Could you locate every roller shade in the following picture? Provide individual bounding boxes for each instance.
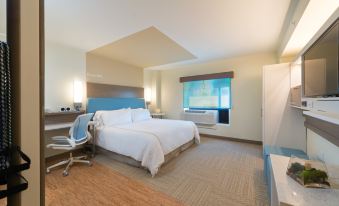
[183,78,231,109]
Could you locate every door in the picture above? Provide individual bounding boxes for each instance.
[262,63,291,146]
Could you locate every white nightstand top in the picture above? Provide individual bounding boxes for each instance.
[151,113,165,116]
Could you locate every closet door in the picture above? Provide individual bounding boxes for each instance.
[262,63,291,146]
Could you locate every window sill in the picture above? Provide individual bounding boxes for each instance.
[216,123,230,126]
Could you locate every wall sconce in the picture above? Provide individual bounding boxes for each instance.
[145,88,152,109]
[73,80,83,111]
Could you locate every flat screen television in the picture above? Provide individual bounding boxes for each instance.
[303,19,339,97]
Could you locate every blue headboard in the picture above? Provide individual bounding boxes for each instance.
[87,97,146,113]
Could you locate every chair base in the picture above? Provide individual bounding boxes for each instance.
[46,152,92,176]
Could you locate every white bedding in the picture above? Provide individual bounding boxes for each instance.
[96,118,200,176]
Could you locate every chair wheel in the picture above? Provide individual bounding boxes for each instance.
[63,171,69,176]
[46,170,50,174]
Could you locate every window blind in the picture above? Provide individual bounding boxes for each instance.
[183,78,231,109]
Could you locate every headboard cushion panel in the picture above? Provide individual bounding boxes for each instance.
[87,97,146,114]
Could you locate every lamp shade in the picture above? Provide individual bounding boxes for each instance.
[73,80,83,103]
[145,88,151,102]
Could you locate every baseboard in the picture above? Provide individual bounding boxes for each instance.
[200,133,262,145]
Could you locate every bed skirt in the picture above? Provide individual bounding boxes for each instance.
[96,139,196,172]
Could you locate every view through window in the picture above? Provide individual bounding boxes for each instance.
[183,78,231,124]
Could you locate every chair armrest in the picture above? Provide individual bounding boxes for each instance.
[46,143,73,150]
[46,142,72,149]
[47,143,70,147]
[47,137,76,148]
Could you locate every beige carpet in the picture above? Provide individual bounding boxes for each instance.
[94,137,268,206]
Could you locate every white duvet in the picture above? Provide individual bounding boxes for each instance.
[96,118,200,176]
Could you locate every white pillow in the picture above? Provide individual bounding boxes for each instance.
[132,108,151,122]
[100,108,132,126]
[93,110,106,126]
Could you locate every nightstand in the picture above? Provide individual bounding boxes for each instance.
[151,113,165,119]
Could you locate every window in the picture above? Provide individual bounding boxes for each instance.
[183,77,232,124]
[183,78,231,109]
[180,72,233,124]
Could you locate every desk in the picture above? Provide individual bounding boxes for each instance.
[270,154,339,206]
[45,122,73,131]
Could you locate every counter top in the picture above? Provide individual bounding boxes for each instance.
[270,154,339,206]
[303,110,339,125]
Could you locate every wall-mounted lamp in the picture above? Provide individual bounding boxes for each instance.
[73,80,83,111]
[145,88,152,109]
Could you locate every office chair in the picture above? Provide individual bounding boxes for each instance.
[46,113,94,176]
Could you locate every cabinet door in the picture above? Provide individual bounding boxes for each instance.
[262,63,291,146]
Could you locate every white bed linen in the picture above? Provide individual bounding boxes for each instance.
[96,119,200,176]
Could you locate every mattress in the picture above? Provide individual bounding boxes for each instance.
[96,118,200,176]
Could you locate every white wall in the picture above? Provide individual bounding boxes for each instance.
[144,70,161,112]
[290,62,302,88]
[86,53,143,87]
[159,53,277,141]
[45,42,86,112]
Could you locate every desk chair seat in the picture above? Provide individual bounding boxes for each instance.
[46,113,94,176]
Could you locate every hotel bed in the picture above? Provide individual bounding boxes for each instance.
[88,97,200,176]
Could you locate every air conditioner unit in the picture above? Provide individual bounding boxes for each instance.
[181,110,218,126]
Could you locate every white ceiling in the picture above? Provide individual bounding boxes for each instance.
[45,0,290,67]
[88,27,196,68]
[282,0,339,57]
